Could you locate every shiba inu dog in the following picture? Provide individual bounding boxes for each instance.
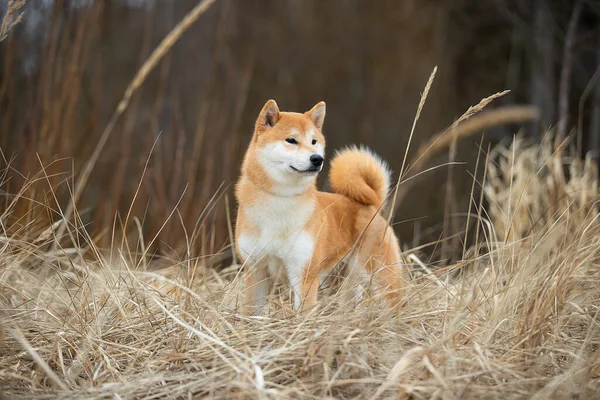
[235,99,404,315]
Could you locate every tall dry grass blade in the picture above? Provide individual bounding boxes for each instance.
[54,0,218,247]
[225,193,237,266]
[474,143,493,253]
[463,134,485,259]
[378,66,437,260]
[450,90,510,130]
[0,0,26,42]
[120,132,162,252]
[387,66,437,224]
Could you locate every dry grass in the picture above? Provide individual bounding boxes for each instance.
[0,0,26,42]
[0,130,599,399]
[0,4,598,398]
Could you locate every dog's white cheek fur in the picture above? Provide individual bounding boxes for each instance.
[259,141,315,176]
[258,142,290,183]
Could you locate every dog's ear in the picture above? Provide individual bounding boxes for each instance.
[257,99,280,129]
[305,101,326,131]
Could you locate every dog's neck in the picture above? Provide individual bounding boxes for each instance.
[241,171,316,198]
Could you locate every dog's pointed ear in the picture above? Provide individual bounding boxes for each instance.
[257,99,280,129]
[305,101,326,131]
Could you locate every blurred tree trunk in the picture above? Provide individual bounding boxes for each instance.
[591,26,600,154]
[557,0,583,142]
[529,0,556,136]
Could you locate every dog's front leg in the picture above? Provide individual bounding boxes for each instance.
[243,259,269,316]
[287,263,319,313]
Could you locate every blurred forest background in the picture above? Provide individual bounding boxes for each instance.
[0,0,599,262]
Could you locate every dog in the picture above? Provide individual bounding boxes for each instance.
[235,99,404,315]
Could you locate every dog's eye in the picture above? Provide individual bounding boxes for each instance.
[286,138,298,144]
[311,139,317,145]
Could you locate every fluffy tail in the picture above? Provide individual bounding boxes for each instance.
[329,146,391,209]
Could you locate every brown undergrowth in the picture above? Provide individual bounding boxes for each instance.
[0,131,599,399]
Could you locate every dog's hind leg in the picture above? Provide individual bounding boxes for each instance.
[357,218,405,309]
[367,231,404,308]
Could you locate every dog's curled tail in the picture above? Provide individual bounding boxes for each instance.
[329,146,391,210]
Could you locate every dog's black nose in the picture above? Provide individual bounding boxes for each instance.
[310,154,324,168]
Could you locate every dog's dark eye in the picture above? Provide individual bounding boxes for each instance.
[311,139,317,145]
[286,138,298,144]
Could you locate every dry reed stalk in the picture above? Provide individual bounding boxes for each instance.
[0,0,26,42]
[387,66,437,226]
[449,90,511,130]
[379,66,436,264]
[462,135,486,260]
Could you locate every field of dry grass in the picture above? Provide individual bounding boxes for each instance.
[1,2,599,399]
[1,125,599,399]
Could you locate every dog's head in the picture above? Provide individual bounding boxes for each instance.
[248,99,326,191]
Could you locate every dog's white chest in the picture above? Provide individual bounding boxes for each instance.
[237,194,315,267]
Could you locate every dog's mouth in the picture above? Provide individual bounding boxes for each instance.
[290,166,320,175]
